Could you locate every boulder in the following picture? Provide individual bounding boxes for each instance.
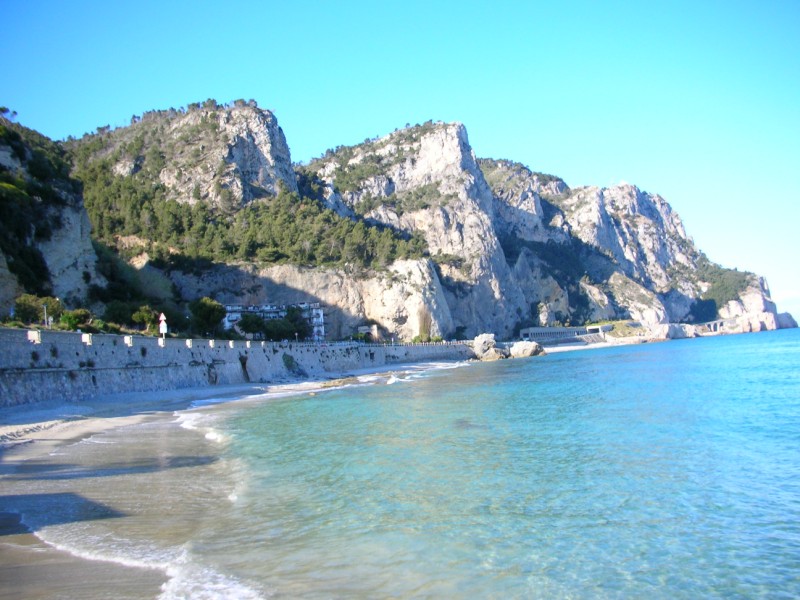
[472,333,497,359]
[471,333,511,361]
[509,341,545,358]
[480,346,510,361]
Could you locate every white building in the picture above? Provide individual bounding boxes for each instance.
[519,324,612,344]
[224,302,326,341]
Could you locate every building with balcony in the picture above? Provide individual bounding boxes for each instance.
[223,302,326,341]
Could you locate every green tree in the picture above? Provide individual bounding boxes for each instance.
[189,297,226,336]
[13,294,43,323]
[103,300,134,325]
[238,313,266,335]
[132,305,158,332]
[13,294,63,324]
[285,306,312,340]
[262,318,294,341]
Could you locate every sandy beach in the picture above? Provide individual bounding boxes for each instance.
[0,365,418,600]
[0,340,635,461]
[0,344,627,599]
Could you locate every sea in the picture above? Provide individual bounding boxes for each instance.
[2,329,800,599]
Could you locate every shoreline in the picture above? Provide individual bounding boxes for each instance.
[0,338,639,457]
[2,331,794,598]
[0,341,640,599]
[0,360,446,459]
[0,360,462,599]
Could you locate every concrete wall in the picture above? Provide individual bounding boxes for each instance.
[0,328,473,407]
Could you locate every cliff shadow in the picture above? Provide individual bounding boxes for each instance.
[1,455,218,481]
[165,262,368,340]
[0,493,126,535]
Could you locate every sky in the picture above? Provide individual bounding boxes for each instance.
[3,0,799,317]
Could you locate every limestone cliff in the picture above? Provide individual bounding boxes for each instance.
[0,119,105,312]
[147,113,783,339]
[4,104,793,339]
[303,122,529,337]
[167,259,453,342]
[553,184,699,293]
[477,159,569,244]
[301,121,790,335]
[82,100,297,211]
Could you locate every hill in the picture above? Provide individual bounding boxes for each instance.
[0,102,794,339]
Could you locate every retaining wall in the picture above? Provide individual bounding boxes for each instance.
[0,328,473,407]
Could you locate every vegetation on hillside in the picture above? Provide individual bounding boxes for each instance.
[682,255,754,321]
[303,120,443,198]
[477,158,565,195]
[696,256,752,306]
[351,184,458,217]
[68,108,429,272]
[75,176,427,271]
[0,117,79,295]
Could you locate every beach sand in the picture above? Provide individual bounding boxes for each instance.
[0,347,625,598]
[1,360,465,599]
[0,373,392,600]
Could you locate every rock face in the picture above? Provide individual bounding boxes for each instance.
[717,278,782,333]
[163,115,792,339]
[556,184,696,291]
[168,259,453,342]
[38,200,105,307]
[106,102,297,210]
[4,105,793,339]
[301,120,792,338]
[0,120,105,312]
[306,123,528,338]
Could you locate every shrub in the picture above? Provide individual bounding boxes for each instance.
[60,308,92,330]
[189,297,225,336]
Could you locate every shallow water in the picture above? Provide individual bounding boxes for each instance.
[3,330,800,598]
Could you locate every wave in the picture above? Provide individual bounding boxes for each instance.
[30,521,268,600]
[388,360,472,384]
[160,546,269,600]
[174,411,229,446]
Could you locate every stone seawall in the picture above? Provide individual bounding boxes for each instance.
[0,328,473,408]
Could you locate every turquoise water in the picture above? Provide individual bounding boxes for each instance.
[4,330,800,598]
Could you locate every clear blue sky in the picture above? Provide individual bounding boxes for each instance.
[4,0,799,317]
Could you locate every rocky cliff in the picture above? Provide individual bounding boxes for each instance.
[168,259,454,342]
[75,100,296,214]
[2,103,794,339]
[0,119,105,313]
[302,122,528,337]
[299,121,792,337]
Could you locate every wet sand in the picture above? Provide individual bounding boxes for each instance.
[0,348,623,598]
[0,518,168,600]
[0,374,394,600]
[0,356,486,599]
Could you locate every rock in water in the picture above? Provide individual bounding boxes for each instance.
[509,341,545,358]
